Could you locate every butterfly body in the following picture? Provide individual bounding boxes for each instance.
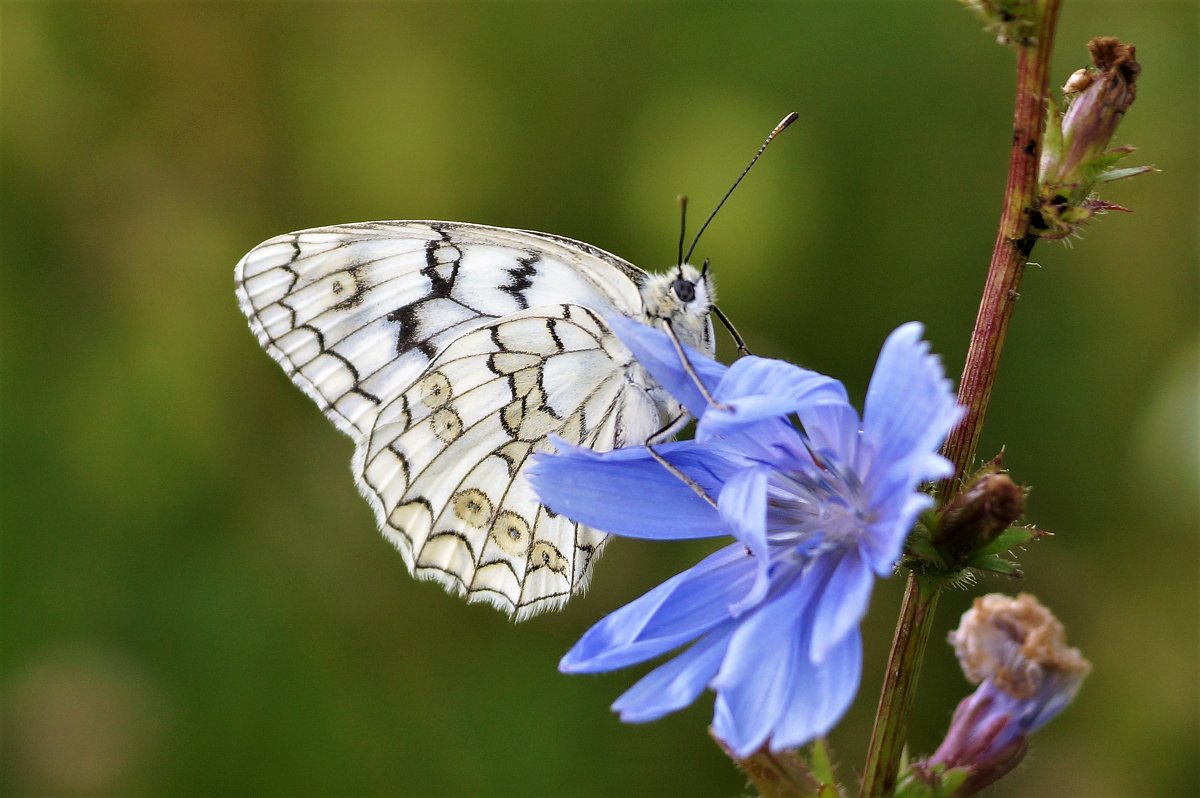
[236,221,714,618]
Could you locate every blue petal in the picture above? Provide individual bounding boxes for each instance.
[858,449,951,573]
[699,357,848,439]
[530,439,733,539]
[770,627,862,751]
[861,323,962,494]
[711,566,865,755]
[559,544,757,673]
[808,548,874,663]
[717,466,773,615]
[1022,672,1086,732]
[606,315,727,418]
[611,626,733,723]
[710,570,812,756]
[698,416,807,466]
[861,491,934,575]
[797,402,861,471]
[868,451,955,517]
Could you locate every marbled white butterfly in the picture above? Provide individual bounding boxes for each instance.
[236,222,714,619]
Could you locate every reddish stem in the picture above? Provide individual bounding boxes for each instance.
[861,3,1062,796]
[938,4,1062,497]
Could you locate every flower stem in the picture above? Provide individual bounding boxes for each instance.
[860,575,940,798]
[860,3,1062,796]
[937,1,1062,499]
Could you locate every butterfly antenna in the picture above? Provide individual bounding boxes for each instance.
[676,194,689,270]
[683,111,799,263]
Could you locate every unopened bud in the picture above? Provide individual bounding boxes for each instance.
[1035,37,1154,240]
[1051,38,1140,184]
[937,472,1024,551]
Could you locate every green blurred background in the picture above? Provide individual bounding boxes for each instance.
[3,2,1196,796]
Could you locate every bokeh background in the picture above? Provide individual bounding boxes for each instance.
[3,2,1196,796]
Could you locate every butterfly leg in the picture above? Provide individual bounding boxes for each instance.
[660,320,733,412]
[644,414,718,509]
[712,303,753,357]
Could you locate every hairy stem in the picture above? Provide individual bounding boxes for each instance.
[860,3,1062,796]
[938,1,1062,499]
[860,576,940,798]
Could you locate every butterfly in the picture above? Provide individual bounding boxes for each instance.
[235,221,716,619]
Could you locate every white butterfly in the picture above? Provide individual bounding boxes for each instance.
[235,221,715,619]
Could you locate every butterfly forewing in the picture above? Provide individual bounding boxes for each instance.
[235,221,709,619]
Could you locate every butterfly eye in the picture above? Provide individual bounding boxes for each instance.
[672,278,697,303]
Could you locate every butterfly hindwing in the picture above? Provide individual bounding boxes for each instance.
[357,305,668,618]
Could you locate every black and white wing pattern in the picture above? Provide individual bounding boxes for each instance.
[235,221,715,619]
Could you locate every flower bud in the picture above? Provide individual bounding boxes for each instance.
[936,471,1025,552]
[917,593,1090,796]
[1035,37,1154,239]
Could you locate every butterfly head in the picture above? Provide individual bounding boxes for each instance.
[639,262,715,353]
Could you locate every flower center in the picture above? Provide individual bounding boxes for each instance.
[765,454,872,552]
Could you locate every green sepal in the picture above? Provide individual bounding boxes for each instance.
[1084,145,1135,173]
[965,552,1022,576]
[906,534,948,570]
[1042,97,1064,159]
[1071,147,1146,192]
[717,736,846,798]
[905,510,948,570]
[1097,164,1157,183]
[975,524,1038,556]
[893,762,972,798]
[940,768,970,794]
[1041,147,1148,209]
[808,738,836,786]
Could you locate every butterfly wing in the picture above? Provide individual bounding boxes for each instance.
[235,221,666,617]
[359,304,670,618]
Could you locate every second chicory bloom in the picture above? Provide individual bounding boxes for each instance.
[530,317,961,757]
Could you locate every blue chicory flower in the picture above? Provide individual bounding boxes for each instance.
[530,317,962,757]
